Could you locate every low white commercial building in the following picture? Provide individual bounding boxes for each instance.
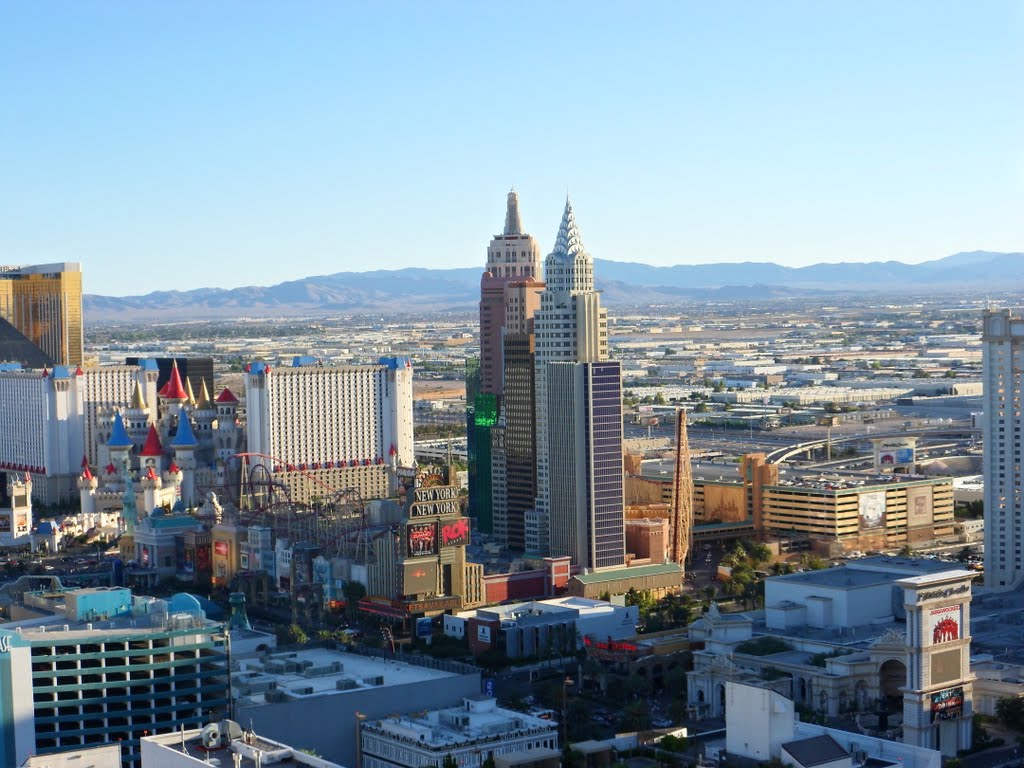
[141,722,343,768]
[708,682,941,768]
[360,697,558,768]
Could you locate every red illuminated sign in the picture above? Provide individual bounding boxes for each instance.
[583,636,638,653]
[441,518,470,547]
[214,541,229,556]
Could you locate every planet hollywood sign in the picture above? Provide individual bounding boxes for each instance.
[916,584,970,603]
[409,485,461,518]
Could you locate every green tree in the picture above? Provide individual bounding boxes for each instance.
[442,754,459,768]
[898,544,914,558]
[282,624,308,646]
[995,696,1024,731]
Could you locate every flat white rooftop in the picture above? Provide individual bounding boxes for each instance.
[235,648,460,704]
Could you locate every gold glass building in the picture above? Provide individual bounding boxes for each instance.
[0,262,83,367]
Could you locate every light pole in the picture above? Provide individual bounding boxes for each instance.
[561,676,574,749]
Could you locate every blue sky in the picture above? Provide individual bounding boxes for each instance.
[1,1,1021,296]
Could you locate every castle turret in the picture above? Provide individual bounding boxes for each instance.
[214,387,241,462]
[108,412,133,476]
[159,360,189,425]
[139,424,164,474]
[172,413,199,507]
[78,463,98,515]
[124,380,152,445]
[141,465,162,513]
[192,380,217,452]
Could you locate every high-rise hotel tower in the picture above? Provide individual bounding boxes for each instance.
[0,262,84,367]
[470,192,543,536]
[981,308,1024,590]
[531,200,625,569]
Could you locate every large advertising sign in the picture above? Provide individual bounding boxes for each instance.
[875,438,916,468]
[906,486,934,528]
[931,687,964,722]
[196,544,211,573]
[407,522,438,557]
[409,485,461,518]
[703,485,747,523]
[929,605,961,645]
[403,560,438,596]
[440,517,471,548]
[858,491,886,530]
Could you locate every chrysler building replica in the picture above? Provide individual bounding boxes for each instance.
[530,199,625,570]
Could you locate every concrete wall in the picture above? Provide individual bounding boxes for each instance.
[236,671,481,768]
[724,682,795,762]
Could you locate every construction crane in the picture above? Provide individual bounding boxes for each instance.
[671,408,694,566]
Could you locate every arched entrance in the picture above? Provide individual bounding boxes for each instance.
[879,659,907,711]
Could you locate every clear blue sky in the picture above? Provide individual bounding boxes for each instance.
[2,1,1021,296]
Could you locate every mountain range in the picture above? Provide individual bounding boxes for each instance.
[84,251,1024,322]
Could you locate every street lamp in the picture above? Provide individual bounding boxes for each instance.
[561,676,574,749]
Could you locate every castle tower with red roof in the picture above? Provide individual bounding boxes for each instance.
[139,424,164,475]
[77,461,98,516]
[214,387,241,462]
[140,465,162,513]
[158,360,189,425]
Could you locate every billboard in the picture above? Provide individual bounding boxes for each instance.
[477,624,492,643]
[403,560,438,596]
[196,544,211,573]
[440,517,471,548]
[703,484,746,523]
[875,437,916,468]
[406,522,438,557]
[906,486,934,528]
[214,540,229,556]
[930,687,964,722]
[929,605,962,645]
[858,491,886,530]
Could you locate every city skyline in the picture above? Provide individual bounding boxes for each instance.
[2,2,1021,296]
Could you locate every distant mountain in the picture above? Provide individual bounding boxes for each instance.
[84,251,1023,322]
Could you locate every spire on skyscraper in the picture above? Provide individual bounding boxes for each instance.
[552,196,587,258]
[504,188,522,236]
